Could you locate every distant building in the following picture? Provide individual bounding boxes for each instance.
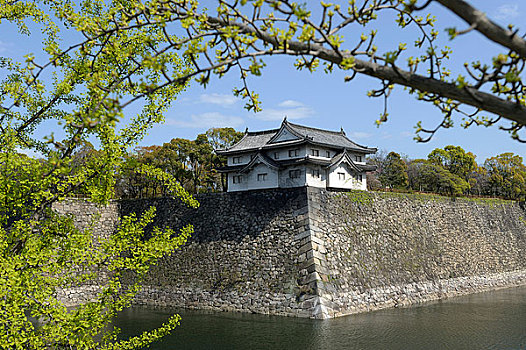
[216,118,377,192]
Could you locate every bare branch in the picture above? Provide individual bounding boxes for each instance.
[436,0,526,58]
[205,15,526,125]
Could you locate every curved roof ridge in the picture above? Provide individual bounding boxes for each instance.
[247,128,280,136]
[216,120,377,154]
[328,150,362,172]
[285,120,344,135]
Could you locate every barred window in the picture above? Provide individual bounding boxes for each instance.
[288,149,299,157]
[289,169,301,179]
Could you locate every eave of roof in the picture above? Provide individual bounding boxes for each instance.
[216,128,278,155]
[215,158,377,173]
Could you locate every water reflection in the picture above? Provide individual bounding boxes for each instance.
[115,286,526,350]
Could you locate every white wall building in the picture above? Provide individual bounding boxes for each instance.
[217,118,377,192]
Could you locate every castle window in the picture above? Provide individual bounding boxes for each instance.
[257,173,267,181]
[288,149,299,157]
[355,155,362,162]
[311,149,319,157]
[312,169,320,178]
[274,152,280,159]
[233,175,243,184]
[326,151,331,158]
[289,169,301,179]
[232,156,242,164]
[338,172,345,181]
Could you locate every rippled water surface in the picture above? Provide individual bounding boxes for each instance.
[115,286,526,350]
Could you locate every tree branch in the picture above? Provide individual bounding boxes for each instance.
[206,15,526,126]
[436,0,526,58]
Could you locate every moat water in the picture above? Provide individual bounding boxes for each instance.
[115,286,526,350]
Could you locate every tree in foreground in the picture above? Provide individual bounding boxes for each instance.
[6,0,520,141]
[5,0,524,142]
[0,0,198,347]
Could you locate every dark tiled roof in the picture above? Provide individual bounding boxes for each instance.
[217,119,376,154]
[218,129,277,153]
[285,121,374,152]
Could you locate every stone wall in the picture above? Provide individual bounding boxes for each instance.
[52,199,120,303]
[55,188,526,318]
[118,188,315,317]
[304,189,526,317]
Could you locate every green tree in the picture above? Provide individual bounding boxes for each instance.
[484,153,526,200]
[117,129,242,196]
[428,145,476,181]
[408,159,470,196]
[6,0,524,144]
[205,127,244,151]
[379,152,409,189]
[0,0,198,347]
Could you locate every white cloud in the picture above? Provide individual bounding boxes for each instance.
[255,102,315,121]
[0,40,13,54]
[200,93,239,106]
[348,131,372,139]
[278,100,305,108]
[494,4,520,20]
[381,132,393,140]
[166,112,244,129]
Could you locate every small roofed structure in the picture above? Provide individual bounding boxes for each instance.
[216,118,377,192]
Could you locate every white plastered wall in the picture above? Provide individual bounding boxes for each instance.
[227,153,253,166]
[246,163,279,190]
[327,163,366,190]
[227,163,278,192]
[305,165,326,188]
[279,165,307,188]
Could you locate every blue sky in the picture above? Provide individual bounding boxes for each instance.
[1,1,524,162]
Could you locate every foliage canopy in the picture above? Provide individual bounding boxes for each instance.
[1,0,197,347]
